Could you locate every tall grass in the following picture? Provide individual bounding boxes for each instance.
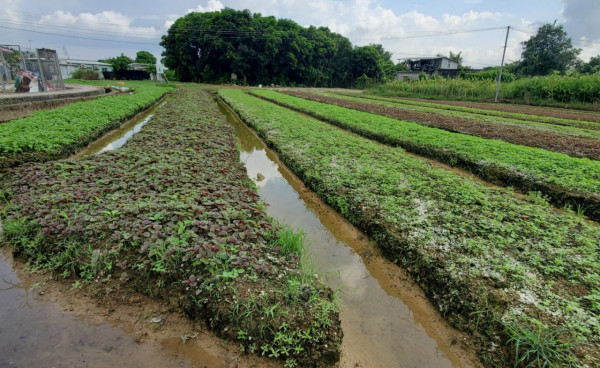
[371,75,600,107]
[372,78,498,101]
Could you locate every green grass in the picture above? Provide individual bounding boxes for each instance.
[219,88,600,367]
[250,89,600,221]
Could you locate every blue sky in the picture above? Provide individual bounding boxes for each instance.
[1,0,598,68]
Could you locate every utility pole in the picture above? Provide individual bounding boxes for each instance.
[495,26,510,102]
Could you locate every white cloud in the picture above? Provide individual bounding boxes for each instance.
[187,0,225,13]
[442,10,501,28]
[36,10,159,39]
[561,0,600,61]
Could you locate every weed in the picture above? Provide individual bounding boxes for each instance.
[503,317,578,367]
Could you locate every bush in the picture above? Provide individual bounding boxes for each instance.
[71,69,99,80]
[507,75,600,103]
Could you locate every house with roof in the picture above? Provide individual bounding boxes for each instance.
[395,56,460,80]
[59,59,113,79]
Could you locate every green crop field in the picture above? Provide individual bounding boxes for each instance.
[0,84,172,169]
[251,89,600,222]
[1,87,341,367]
[220,88,600,367]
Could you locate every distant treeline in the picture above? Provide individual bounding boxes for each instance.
[160,8,396,87]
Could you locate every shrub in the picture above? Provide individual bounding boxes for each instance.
[71,69,99,80]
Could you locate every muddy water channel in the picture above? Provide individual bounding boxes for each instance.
[71,100,167,158]
[0,249,207,368]
[218,100,478,368]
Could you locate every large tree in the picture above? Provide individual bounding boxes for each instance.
[351,46,381,79]
[160,8,387,87]
[517,22,581,76]
[135,51,157,74]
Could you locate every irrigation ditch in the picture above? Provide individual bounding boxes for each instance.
[217,96,480,367]
[0,86,484,367]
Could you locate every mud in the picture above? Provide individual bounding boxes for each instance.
[218,99,482,368]
[0,246,281,368]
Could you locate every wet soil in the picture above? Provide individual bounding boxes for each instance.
[284,91,600,161]
[399,96,600,123]
[0,247,283,368]
[218,98,482,368]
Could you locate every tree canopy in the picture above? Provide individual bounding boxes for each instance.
[135,51,157,74]
[135,51,156,65]
[101,54,133,72]
[517,22,581,76]
[577,55,600,74]
[160,8,393,86]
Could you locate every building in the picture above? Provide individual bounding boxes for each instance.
[59,59,113,79]
[395,57,460,80]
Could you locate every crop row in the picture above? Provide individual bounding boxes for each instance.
[0,85,172,170]
[219,88,600,367]
[284,90,600,161]
[355,93,600,124]
[251,89,600,222]
[342,93,600,129]
[323,92,600,139]
[1,87,341,367]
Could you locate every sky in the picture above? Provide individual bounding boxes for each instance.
[1,0,599,68]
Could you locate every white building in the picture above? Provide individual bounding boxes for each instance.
[59,59,113,79]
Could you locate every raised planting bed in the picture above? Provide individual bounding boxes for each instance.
[0,84,173,170]
[1,87,342,367]
[372,95,600,124]
[348,93,600,129]
[285,91,600,160]
[250,89,600,222]
[219,88,600,367]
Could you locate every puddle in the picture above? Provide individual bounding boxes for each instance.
[71,100,167,158]
[0,250,201,368]
[218,99,479,368]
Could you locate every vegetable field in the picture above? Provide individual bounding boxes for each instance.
[250,89,600,222]
[1,87,341,367]
[2,81,599,367]
[283,90,600,159]
[220,88,600,367]
[0,84,172,170]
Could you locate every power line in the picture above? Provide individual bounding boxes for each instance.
[0,19,160,39]
[0,25,159,45]
[511,27,532,35]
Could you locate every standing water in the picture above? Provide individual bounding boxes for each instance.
[218,99,478,368]
[71,100,167,158]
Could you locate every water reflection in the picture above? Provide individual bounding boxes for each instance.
[219,98,468,368]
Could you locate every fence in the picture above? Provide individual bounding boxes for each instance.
[1,45,65,93]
